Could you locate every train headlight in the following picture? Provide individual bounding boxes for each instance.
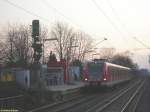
[85,78,88,81]
[103,78,107,81]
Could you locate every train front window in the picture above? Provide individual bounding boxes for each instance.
[88,63,103,76]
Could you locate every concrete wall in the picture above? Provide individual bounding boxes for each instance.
[15,70,30,89]
[69,66,80,82]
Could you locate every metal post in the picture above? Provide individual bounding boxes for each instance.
[43,40,45,64]
[42,38,58,64]
[10,38,13,64]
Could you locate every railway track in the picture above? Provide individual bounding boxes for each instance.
[58,79,143,112]
[122,78,147,112]
[0,94,25,111]
[29,78,141,112]
[28,93,99,112]
[94,79,146,112]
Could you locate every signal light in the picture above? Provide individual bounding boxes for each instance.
[32,20,39,36]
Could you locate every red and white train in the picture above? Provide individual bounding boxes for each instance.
[83,60,132,86]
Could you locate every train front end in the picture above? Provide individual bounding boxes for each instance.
[83,62,105,85]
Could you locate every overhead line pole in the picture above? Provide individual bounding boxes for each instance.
[42,38,58,64]
[94,38,107,47]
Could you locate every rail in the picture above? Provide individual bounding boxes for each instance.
[95,79,145,112]
[0,94,24,111]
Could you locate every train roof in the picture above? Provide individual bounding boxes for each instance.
[84,59,131,70]
[105,62,131,70]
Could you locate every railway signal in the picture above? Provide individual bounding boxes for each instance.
[32,20,42,64]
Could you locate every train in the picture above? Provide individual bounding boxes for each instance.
[83,59,132,86]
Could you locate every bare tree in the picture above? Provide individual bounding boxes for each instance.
[40,26,49,63]
[50,22,94,62]
[0,41,7,64]
[0,24,33,67]
[74,31,93,61]
[7,24,31,67]
[51,22,76,60]
[0,23,49,67]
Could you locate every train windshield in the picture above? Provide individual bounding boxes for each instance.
[87,63,104,80]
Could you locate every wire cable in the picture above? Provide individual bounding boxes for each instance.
[105,0,150,49]
[90,0,127,41]
[106,0,133,36]
[92,0,150,50]
[2,0,50,22]
[133,37,150,49]
[41,0,83,29]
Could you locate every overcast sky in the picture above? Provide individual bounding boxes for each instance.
[0,0,150,69]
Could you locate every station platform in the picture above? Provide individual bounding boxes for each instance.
[45,81,86,101]
[46,81,85,91]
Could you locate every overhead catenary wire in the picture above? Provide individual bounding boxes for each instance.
[90,0,128,42]
[91,0,150,50]
[41,0,74,25]
[133,37,150,49]
[40,0,84,30]
[105,0,133,36]
[43,0,150,52]
[2,0,104,46]
[3,0,149,51]
[2,0,108,43]
[133,38,150,50]
[2,0,50,22]
[105,0,150,49]
[41,0,111,45]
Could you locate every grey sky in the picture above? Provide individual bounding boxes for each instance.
[0,0,150,69]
